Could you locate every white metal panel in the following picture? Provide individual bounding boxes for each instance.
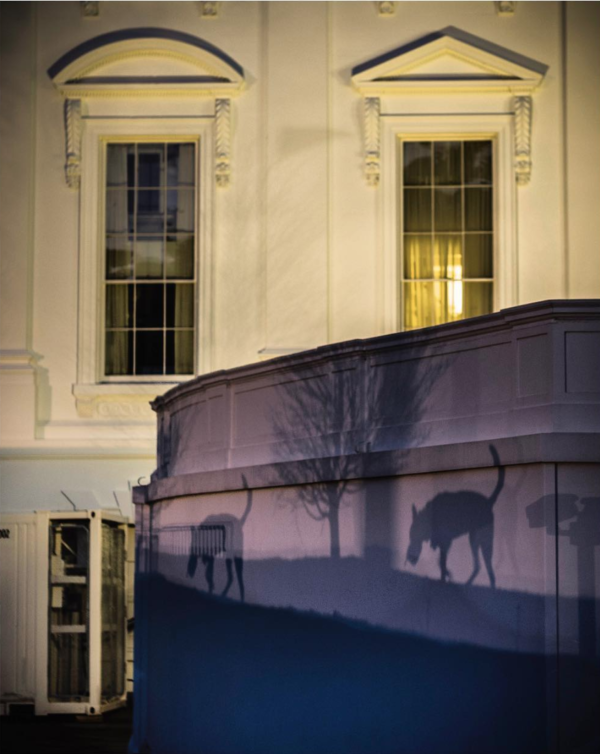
[0,514,37,703]
[1,511,129,715]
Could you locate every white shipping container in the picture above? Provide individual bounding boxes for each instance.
[0,511,129,716]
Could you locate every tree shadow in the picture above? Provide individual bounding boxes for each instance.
[268,343,449,558]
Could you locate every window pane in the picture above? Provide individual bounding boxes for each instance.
[434,142,461,185]
[105,331,133,376]
[403,282,434,330]
[403,235,432,279]
[465,188,492,231]
[167,144,195,187]
[464,282,493,318]
[404,190,431,232]
[166,284,194,327]
[135,237,163,279]
[433,236,463,279]
[106,236,133,279]
[106,191,134,233]
[403,142,431,186]
[434,281,464,324]
[166,330,194,374]
[137,144,164,188]
[136,284,164,328]
[166,235,194,279]
[465,141,492,185]
[106,145,134,188]
[434,188,461,232]
[464,235,493,278]
[106,285,133,328]
[400,140,494,331]
[166,190,195,233]
[137,190,163,233]
[136,331,163,375]
[104,142,197,377]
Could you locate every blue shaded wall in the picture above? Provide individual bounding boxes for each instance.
[131,462,600,754]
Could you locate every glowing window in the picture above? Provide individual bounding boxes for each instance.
[400,140,494,330]
[104,142,196,376]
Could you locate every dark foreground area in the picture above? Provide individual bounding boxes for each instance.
[0,704,132,754]
[132,567,600,754]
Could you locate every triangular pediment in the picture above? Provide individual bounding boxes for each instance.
[352,27,547,94]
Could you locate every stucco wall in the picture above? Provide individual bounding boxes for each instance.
[1,2,599,453]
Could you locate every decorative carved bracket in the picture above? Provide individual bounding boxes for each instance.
[200,2,220,18]
[64,99,82,190]
[495,1,516,16]
[81,1,99,17]
[364,97,381,187]
[377,2,397,16]
[215,98,231,187]
[514,95,532,186]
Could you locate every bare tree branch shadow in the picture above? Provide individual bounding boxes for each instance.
[268,344,450,558]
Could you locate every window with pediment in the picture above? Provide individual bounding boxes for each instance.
[351,27,547,333]
[48,29,245,415]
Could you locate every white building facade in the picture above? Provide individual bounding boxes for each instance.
[0,0,599,722]
[1,1,599,508]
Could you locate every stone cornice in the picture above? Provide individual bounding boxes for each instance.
[351,26,547,97]
[48,28,244,84]
[134,432,600,505]
[48,29,246,187]
[154,300,600,412]
[352,27,547,185]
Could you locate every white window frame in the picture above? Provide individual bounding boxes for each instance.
[75,117,214,398]
[381,114,516,334]
[101,137,200,382]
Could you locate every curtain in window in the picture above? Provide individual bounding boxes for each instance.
[106,148,129,232]
[105,286,130,375]
[174,285,193,374]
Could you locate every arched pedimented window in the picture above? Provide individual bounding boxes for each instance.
[351,27,547,333]
[48,29,246,417]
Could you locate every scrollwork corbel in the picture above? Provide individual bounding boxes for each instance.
[514,95,532,186]
[377,2,397,16]
[64,98,82,190]
[200,2,220,18]
[215,98,231,188]
[364,97,381,187]
[495,1,516,16]
[81,1,99,17]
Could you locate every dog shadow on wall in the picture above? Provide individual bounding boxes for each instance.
[187,478,253,602]
[406,444,504,587]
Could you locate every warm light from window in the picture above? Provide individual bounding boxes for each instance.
[449,266,463,317]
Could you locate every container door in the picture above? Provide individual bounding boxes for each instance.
[101,522,126,702]
[48,521,90,702]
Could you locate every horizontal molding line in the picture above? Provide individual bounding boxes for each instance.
[381,112,512,117]
[82,115,215,120]
[135,433,600,505]
[0,448,155,460]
